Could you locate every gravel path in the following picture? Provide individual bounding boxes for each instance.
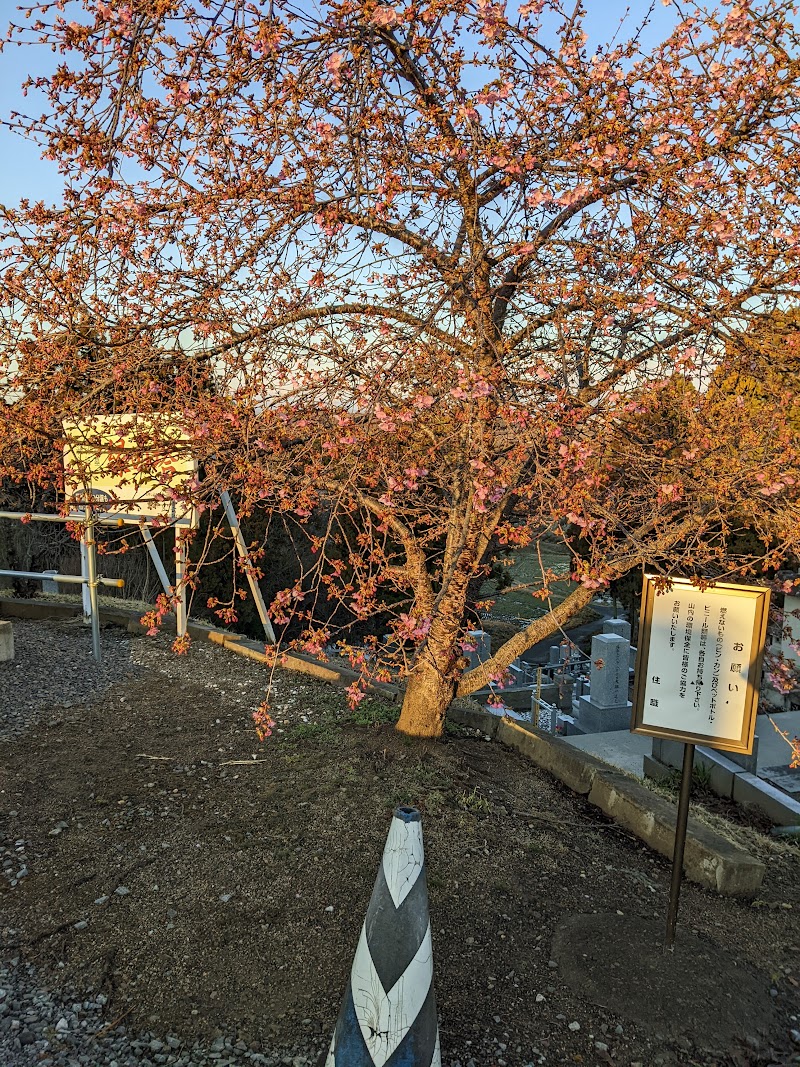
[0,618,321,1067]
[0,958,315,1067]
[1,617,145,742]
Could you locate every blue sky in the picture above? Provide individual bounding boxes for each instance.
[0,0,683,209]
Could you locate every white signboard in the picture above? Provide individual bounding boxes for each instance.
[632,576,770,754]
[63,415,198,526]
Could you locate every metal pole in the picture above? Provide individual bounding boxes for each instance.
[79,539,92,622]
[220,490,276,643]
[665,741,695,953]
[139,525,173,596]
[0,510,73,523]
[0,569,122,588]
[0,509,125,526]
[84,505,102,663]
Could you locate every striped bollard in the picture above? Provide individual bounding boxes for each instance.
[325,806,441,1067]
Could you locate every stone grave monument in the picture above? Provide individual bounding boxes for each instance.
[603,617,631,641]
[465,630,491,671]
[575,632,633,733]
[603,617,636,669]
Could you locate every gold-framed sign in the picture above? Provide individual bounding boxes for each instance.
[631,575,770,754]
[63,415,198,526]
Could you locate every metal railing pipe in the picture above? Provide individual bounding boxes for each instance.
[0,569,124,588]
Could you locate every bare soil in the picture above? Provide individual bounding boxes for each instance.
[1,620,799,1067]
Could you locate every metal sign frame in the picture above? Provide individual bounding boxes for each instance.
[630,574,771,952]
[0,497,276,657]
[632,574,770,755]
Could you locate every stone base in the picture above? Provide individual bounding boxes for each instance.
[0,620,13,662]
[576,695,632,733]
[653,736,759,776]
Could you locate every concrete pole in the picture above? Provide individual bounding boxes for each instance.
[174,530,188,638]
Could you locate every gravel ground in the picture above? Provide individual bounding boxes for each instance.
[0,957,314,1067]
[1,619,322,1067]
[0,617,145,743]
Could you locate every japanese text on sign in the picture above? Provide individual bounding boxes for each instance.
[633,578,769,752]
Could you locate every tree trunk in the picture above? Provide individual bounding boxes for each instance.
[395,652,457,738]
[395,593,466,737]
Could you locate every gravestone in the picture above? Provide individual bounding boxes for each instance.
[465,630,491,671]
[576,633,633,732]
[0,620,13,662]
[553,670,575,711]
[603,617,631,642]
[572,674,589,714]
[41,570,60,594]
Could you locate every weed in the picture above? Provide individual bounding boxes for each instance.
[388,787,415,810]
[693,762,713,789]
[456,786,492,814]
[286,721,334,743]
[661,762,714,794]
[422,790,448,816]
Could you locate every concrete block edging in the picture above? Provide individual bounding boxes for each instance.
[448,705,765,899]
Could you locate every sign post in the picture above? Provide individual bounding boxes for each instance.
[664,741,694,951]
[631,575,770,952]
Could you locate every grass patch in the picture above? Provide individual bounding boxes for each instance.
[344,699,398,728]
[479,541,575,621]
[285,721,335,743]
[456,786,493,814]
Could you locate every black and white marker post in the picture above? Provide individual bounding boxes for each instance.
[325,806,441,1067]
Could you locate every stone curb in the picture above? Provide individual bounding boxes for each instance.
[447,705,765,899]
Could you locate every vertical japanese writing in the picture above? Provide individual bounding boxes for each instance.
[669,600,680,649]
[679,602,695,699]
[693,604,710,709]
[708,606,727,723]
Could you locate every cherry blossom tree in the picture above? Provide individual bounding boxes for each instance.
[2,0,800,736]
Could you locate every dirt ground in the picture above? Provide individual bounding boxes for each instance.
[1,620,800,1066]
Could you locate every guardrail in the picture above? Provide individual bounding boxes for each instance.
[0,507,123,662]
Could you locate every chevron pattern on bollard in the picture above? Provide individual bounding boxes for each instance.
[325,807,441,1067]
